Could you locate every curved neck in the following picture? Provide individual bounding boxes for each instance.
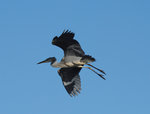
[51,59,66,68]
[51,60,59,68]
[51,58,56,65]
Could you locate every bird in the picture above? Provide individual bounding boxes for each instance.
[37,30,106,97]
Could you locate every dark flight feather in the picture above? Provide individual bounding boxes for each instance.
[52,30,85,57]
[58,67,82,96]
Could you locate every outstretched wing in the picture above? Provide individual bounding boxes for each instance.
[58,67,82,97]
[52,30,85,57]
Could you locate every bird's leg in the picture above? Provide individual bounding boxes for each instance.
[78,66,106,80]
[86,63,106,75]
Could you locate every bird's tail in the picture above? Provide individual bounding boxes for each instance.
[80,55,95,63]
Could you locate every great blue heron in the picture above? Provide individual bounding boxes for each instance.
[38,30,106,97]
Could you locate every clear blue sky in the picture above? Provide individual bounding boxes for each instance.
[0,0,150,114]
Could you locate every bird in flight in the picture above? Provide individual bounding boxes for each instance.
[38,30,106,97]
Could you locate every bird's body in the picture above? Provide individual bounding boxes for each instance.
[38,30,106,97]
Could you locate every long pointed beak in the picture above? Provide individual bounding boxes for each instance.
[37,59,50,64]
[37,61,46,64]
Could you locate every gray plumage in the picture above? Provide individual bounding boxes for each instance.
[38,30,106,97]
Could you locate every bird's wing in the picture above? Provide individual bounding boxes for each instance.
[52,30,85,57]
[58,67,82,97]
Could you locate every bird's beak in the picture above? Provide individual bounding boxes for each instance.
[37,59,50,64]
[37,61,46,64]
[37,57,53,64]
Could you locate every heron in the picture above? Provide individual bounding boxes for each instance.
[37,30,106,97]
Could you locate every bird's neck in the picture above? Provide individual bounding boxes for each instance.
[51,59,66,68]
[51,60,59,68]
[50,58,56,65]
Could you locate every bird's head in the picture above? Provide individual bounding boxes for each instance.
[37,57,56,64]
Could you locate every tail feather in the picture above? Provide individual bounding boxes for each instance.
[80,55,95,63]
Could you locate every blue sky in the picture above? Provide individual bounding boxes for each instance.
[0,0,150,114]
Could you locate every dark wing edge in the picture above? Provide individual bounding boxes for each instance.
[59,30,75,39]
[52,30,85,57]
[58,67,82,97]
